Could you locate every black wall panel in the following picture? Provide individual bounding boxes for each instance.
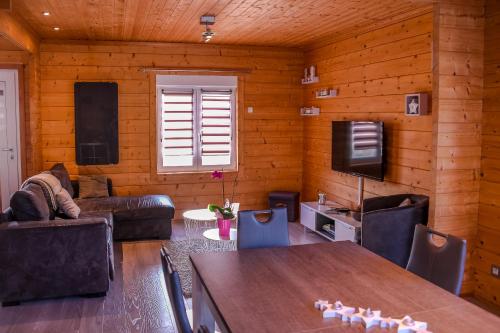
[74,82,119,165]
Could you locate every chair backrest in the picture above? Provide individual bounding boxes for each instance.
[406,224,466,295]
[237,207,289,250]
[160,246,192,333]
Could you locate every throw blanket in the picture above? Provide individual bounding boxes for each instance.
[21,172,62,211]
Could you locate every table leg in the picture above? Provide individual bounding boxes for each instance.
[192,266,216,333]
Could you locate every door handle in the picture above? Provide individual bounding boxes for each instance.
[1,148,13,152]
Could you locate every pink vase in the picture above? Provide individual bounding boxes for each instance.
[217,218,231,238]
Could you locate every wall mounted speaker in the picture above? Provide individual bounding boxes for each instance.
[74,82,119,165]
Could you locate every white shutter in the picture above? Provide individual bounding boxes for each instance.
[200,90,233,166]
[161,90,195,167]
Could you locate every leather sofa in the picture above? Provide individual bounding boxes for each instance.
[72,180,175,240]
[0,185,114,306]
[361,194,429,268]
[0,164,175,305]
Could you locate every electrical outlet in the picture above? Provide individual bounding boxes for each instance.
[492,265,500,278]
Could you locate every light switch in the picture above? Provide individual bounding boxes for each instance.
[247,106,253,113]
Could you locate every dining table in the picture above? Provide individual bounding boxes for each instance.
[190,241,500,333]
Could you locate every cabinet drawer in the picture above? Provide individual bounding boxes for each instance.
[334,220,357,242]
[300,205,316,230]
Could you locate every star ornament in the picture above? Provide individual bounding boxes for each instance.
[380,317,398,328]
[332,301,356,321]
[314,299,329,311]
[395,315,428,332]
[351,307,382,328]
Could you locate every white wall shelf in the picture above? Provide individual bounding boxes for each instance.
[315,88,338,99]
[300,106,320,116]
[301,77,319,85]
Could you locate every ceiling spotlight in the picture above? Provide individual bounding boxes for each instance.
[42,11,50,16]
[53,27,60,31]
[200,15,216,43]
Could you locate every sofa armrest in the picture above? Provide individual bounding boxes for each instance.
[0,218,111,302]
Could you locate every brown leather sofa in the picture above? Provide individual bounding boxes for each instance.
[72,180,175,240]
[0,185,115,306]
[0,164,175,305]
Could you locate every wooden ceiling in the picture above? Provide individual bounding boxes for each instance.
[12,0,432,48]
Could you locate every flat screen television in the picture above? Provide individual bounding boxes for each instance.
[332,121,384,181]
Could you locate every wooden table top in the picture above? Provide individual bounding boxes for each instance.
[190,241,500,333]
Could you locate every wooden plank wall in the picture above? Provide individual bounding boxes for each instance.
[39,41,303,219]
[302,12,433,208]
[430,0,485,294]
[474,0,500,307]
[0,10,41,208]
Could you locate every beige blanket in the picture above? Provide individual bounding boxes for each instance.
[21,172,62,211]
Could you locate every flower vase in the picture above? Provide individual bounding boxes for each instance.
[217,218,231,238]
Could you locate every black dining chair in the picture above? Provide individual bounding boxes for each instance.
[237,207,289,249]
[406,224,467,295]
[160,246,211,333]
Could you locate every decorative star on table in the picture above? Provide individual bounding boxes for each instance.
[314,299,330,311]
[380,316,398,328]
[394,315,428,332]
[350,307,382,328]
[323,301,355,321]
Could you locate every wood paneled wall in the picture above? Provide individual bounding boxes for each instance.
[430,0,485,294]
[39,41,303,219]
[474,0,500,306]
[302,12,433,208]
[0,11,41,208]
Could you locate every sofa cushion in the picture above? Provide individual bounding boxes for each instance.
[78,175,109,199]
[75,195,175,221]
[50,163,74,198]
[56,188,81,218]
[10,183,50,221]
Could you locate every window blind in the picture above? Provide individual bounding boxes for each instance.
[161,90,194,167]
[200,90,232,166]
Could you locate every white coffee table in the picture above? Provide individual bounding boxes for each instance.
[203,228,237,241]
[183,209,217,242]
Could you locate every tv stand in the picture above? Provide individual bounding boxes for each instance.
[300,201,361,243]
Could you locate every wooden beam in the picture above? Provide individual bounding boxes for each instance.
[0,11,39,53]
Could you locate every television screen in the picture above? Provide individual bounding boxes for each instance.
[332,121,384,181]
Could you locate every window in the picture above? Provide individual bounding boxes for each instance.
[156,75,237,173]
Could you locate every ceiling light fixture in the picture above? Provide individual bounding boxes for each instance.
[42,11,50,16]
[200,15,216,43]
[53,27,60,31]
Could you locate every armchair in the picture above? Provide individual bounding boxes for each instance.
[361,194,429,267]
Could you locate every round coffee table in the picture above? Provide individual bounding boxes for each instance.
[183,209,217,242]
[203,228,237,241]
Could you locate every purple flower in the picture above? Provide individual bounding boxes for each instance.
[211,170,223,180]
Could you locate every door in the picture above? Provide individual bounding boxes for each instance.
[0,70,21,210]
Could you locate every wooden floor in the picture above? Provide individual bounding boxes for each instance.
[0,222,326,333]
[0,222,498,333]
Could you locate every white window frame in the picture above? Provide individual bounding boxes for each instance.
[156,75,237,173]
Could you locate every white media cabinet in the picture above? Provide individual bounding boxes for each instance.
[300,201,361,243]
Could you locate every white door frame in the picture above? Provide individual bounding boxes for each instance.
[0,69,21,210]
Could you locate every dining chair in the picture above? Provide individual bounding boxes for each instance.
[161,246,211,333]
[406,224,467,295]
[237,207,289,249]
